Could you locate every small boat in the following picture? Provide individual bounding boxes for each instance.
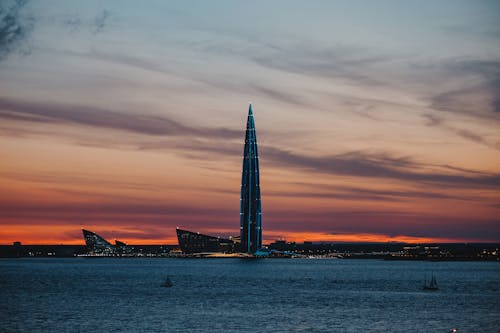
[163,276,173,288]
[423,273,438,291]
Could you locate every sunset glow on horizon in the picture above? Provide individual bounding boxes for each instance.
[1,1,500,245]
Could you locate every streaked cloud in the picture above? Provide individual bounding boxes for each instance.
[431,60,500,117]
[423,114,500,151]
[0,97,241,139]
[263,147,500,189]
[275,183,481,202]
[0,0,33,60]
[93,9,110,34]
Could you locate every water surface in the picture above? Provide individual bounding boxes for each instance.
[1,258,499,332]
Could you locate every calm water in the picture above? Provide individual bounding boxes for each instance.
[1,258,499,332]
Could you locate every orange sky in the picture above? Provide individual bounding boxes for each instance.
[1,1,500,245]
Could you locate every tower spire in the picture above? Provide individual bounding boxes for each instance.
[240,104,262,254]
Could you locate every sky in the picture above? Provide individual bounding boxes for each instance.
[1,0,500,245]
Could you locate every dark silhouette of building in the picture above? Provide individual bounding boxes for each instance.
[240,104,262,253]
[176,228,235,254]
[82,229,116,255]
[81,229,141,256]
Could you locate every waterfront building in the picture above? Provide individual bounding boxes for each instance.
[82,229,115,255]
[240,104,262,253]
[176,228,235,254]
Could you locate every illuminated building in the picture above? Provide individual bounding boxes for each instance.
[82,229,115,255]
[239,104,262,253]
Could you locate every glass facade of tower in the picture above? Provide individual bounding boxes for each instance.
[240,104,262,254]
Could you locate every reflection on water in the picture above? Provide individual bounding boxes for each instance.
[1,258,499,332]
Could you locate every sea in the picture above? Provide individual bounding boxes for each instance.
[1,258,499,332]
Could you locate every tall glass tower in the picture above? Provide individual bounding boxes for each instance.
[240,104,262,254]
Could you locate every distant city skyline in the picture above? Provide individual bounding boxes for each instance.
[1,1,499,244]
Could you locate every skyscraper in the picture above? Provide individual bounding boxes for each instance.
[240,104,262,254]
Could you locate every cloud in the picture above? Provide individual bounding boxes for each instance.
[248,83,309,108]
[262,146,500,188]
[0,200,239,235]
[67,49,175,76]
[93,9,110,34]
[2,97,499,190]
[0,201,229,218]
[0,0,33,60]
[0,169,166,193]
[137,137,242,159]
[186,35,397,99]
[0,97,241,140]
[61,8,112,35]
[250,42,389,86]
[63,16,83,33]
[195,34,500,121]
[2,196,498,242]
[274,182,480,202]
[263,208,500,241]
[246,40,500,120]
[423,113,500,150]
[136,135,499,193]
[430,60,500,117]
[267,189,399,202]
